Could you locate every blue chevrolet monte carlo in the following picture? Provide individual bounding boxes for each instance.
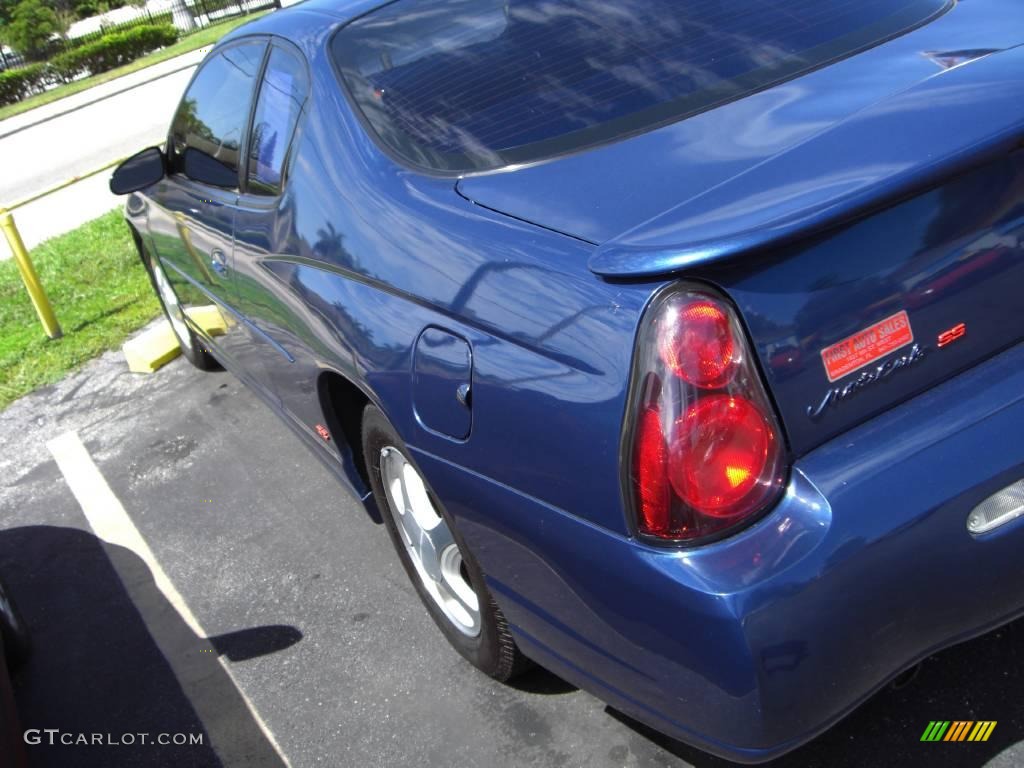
[109,0,1024,761]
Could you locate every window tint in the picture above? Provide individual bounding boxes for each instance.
[332,0,950,173]
[246,46,308,196]
[170,41,266,184]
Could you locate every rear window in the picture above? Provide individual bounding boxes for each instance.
[332,0,950,173]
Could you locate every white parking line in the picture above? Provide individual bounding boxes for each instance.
[46,431,204,635]
[46,430,292,768]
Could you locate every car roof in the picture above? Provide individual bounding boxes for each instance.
[218,0,386,45]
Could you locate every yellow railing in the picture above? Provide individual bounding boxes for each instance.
[2,157,126,340]
[1,207,62,339]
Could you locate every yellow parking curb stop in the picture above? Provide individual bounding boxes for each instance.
[185,305,227,336]
[123,305,228,373]
[123,320,181,373]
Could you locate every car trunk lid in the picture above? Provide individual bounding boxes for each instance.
[716,146,1024,455]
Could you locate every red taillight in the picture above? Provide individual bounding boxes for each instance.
[658,299,738,388]
[634,405,670,534]
[669,396,774,517]
[629,288,784,542]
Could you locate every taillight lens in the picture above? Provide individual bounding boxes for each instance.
[658,299,738,388]
[634,404,670,535]
[628,287,785,542]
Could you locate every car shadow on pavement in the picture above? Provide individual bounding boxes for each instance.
[0,525,301,768]
[508,665,579,696]
[606,614,1024,767]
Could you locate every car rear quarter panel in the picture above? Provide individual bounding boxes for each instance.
[229,31,654,534]
[417,336,1024,762]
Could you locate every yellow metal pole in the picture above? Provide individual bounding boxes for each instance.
[0,208,62,339]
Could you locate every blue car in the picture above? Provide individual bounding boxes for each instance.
[110,0,1024,761]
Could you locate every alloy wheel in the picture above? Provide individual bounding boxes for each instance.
[379,446,481,637]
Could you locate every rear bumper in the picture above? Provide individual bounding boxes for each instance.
[412,341,1024,763]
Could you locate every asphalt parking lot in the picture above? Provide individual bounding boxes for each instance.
[1,331,1023,768]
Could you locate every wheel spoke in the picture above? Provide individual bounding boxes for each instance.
[389,453,441,581]
[427,518,454,556]
[382,452,410,542]
[440,552,479,615]
[398,484,429,559]
[402,463,441,528]
[448,589,479,625]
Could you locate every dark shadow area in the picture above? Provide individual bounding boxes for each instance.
[0,525,302,767]
[209,625,302,663]
[606,615,1024,767]
[508,664,579,696]
[68,300,139,334]
[0,648,30,768]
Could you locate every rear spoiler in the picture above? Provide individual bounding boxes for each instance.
[589,45,1024,279]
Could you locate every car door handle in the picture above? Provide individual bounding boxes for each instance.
[211,249,229,275]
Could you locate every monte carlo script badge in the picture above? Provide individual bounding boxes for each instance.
[807,310,927,420]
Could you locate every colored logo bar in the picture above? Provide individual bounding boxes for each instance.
[921,721,997,742]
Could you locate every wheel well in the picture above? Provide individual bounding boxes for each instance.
[317,371,371,496]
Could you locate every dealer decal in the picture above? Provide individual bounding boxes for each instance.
[820,311,914,383]
[807,310,930,421]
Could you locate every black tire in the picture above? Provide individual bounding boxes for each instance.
[136,235,220,371]
[0,577,30,671]
[361,404,530,682]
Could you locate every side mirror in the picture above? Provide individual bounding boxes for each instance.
[110,147,166,195]
[183,147,238,189]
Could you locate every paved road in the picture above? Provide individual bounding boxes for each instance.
[0,48,208,141]
[0,67,195,207]
[0,9,292,258]
[1,329,1023,767]
[0,52,203,259]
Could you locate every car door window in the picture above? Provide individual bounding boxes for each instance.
[246,45,309,196]
[169,41,267,186]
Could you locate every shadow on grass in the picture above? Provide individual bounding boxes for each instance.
[67,300,148,334]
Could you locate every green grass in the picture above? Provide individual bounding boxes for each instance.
[0,210,160,409]
[0,11,271,122]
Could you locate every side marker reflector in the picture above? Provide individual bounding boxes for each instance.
[968,479,1024,534]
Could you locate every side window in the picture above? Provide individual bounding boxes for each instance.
[246,46,309,196]
[169,41,267,185]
